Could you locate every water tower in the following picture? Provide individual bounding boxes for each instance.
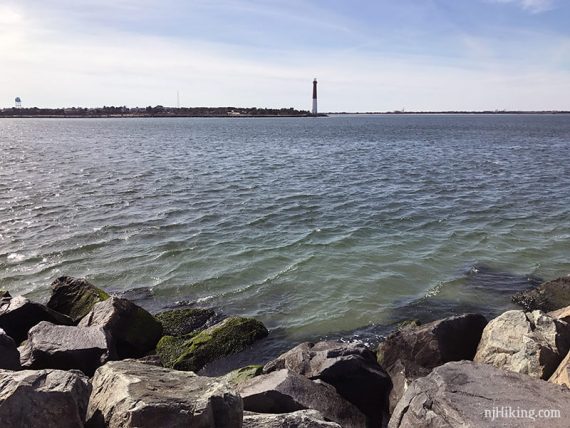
[15,97,21,108]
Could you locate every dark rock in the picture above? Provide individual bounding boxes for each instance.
[0,368,91,428]
[86,360,242,428]
[47,276,110,323]
[0,290,10,299]
[513,276,570,312]
[389,361,570,428]
[474,309,570,379]
[550,348,570,388]
[0,295,73,343]
[156,316,268,372]
[264,341,391,427]
[155,307,217,337]
[0,328,20,370]
[79,297,162,359]
[19,321,115,376]
[377,313,487,413]
[243,410,342,427]
[239,369,367,428]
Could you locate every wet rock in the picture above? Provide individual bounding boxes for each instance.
[0,368,91,428]
[0,328,20,370]
[47,276,110,323]
[389,361,570,428]
[156,316,268,372]
[19,321,115,376]
[0,295,73,344]
[86,360,242,428]
[377,313,487,413]
[79,297,162,359]
[474,309,570,379]
[550,350,570,388]
[155,307,217,337]
[264,340,391,426]
[0,290,10,299]
[238,369,367,428]
[512,276,570,312]
[224,364,263,387]
[243,410,342,428]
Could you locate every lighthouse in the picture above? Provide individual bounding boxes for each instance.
[312,78,318,115]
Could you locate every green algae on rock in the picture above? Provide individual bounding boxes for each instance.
[155,308,216,337]
[224,365,263,386]
[47,276,110,323]
[157,316,268,372]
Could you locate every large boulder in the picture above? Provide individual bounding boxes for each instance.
[155,307,217,337]
[264,341,391,426]
[0,295,73,343]
[243,410,341,428]
[157,316,268,372]
[86,360,242,428]
[550,350,570,388]
[0,368,91,428]
[513,276,570,312]
[377,313,487,412]
[0,328,20,370]
[238,369,367,428]
[47,276,110,323]
[79,297,162,358]
[474,310,570,379]
[389,361,570,428]
[19,321,115,376]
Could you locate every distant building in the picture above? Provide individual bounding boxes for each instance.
[15,97,21,108]
[312,79,318,115]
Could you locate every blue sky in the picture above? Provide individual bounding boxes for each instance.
[1,0,569,110]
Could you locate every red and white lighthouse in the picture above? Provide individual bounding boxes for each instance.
[312,78,318,115]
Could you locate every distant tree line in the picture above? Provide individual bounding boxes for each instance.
[0,106,311,118]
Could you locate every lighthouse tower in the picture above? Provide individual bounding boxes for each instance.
[312,78,318,115]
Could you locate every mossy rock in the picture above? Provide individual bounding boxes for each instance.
[156,316,269,372]
[155,308,216,337]
[397,319,421,331]
[224,364,263,386]
[512,277,570,312]
[47,276,110,323]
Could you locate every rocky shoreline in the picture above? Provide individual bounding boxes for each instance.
[1,275,570,427]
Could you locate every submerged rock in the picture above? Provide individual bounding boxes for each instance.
[512,276,570,312]
[264,340,391,426]
[86,360,242,428]
[377,313,487,413]
[156,316,268,372]
[0,295,73,344]
[79,297,162,359]
[0,328,20,370]
[474,309,570,379]
[19,321,115,376]
[0,368,91,428]
[239,369,367,428]
[389,361,570,428]
[47,276,110,324]
[243,410,342,428]
[155,307,217,337]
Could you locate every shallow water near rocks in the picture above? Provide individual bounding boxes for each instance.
[1,115,569,365]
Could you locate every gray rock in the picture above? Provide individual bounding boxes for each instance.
[264,340,390,426]
[86,360,242,428]
[0,295,73,343]
[19,321,115,376]
[239,369,367,428]
[79,297,162,358]
[0,328,20,370]
[474,310,570,379]
[389,361,570,428]
[377,313,487,413]
[0,368,91,428]
[243,410,341,428]
[47,276,110,323]
[155,307,218,337]
[513,276,570,312]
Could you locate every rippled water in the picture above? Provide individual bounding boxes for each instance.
[1,115,569,360]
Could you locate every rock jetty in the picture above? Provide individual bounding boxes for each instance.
[0,274,569,427]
